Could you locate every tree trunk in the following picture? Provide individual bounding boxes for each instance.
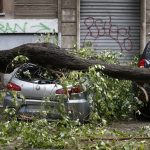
[0,42,150,81]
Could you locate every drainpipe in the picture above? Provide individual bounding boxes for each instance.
[77,0,80,49]
[140,0,146,53]
[58,0,62,47]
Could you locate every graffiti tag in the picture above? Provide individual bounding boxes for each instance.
[0,19,58,33]
[83,16,132,51]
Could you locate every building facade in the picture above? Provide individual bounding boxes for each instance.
[0,0,149,63]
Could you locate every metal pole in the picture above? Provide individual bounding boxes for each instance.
[140,0,146,53]
[77,0,80,49]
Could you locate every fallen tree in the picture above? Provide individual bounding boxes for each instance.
[0,42,150,81]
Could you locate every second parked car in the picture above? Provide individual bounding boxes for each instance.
[134,41,150,119]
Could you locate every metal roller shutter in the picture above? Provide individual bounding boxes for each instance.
[14,0,58,19]
[80,0,141,63]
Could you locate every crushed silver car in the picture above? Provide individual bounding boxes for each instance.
[1,63,90,122]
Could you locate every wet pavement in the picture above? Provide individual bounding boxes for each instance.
[109,120,150,132]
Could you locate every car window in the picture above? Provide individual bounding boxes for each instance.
[144,42,150,59]
[15,64,58,83]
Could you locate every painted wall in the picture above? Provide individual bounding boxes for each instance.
[0,19,58,50]
[0,0,58,50]
[0,19,58,33]
[0,0,78,50]
[0,35,40,50]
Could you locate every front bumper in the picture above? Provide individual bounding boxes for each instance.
[3,93,90,121]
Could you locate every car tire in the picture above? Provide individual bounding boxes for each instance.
[132,82,149,102]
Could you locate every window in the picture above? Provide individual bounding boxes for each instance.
[0,0,3,13]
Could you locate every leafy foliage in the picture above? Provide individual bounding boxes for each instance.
[0,119,149,149]
[35,31,58,45]
[69,47,139,123]
[0,45,146,149]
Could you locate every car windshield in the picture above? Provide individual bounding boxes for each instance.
[15,64,58,83]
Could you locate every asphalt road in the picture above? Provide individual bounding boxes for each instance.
[109,120,150,132]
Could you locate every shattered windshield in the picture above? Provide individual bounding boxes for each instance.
[15,64,58,83]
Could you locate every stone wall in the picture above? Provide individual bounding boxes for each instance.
[60,0,77,49]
